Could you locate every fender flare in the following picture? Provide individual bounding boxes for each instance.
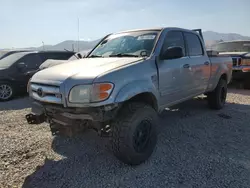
[114,80,159,108]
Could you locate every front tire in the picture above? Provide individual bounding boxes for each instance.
[0,82,14,102]
[111,102,158,165]
[207,78,227,110]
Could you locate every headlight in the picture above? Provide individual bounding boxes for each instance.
[69,85,92,103]
[69,83,114,103]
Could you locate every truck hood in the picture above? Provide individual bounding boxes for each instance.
[31,57,142,85]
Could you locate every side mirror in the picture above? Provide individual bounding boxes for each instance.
[77,53,83,59]
[161,46,184,60]
[17,62,26,70]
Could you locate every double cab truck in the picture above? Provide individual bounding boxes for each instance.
[214,40,250,89]
[25,27,232,165]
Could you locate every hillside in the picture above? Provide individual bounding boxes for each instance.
[203,31,250,48]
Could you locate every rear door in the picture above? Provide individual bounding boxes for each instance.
[183,32,210,94]
[158,30,192,105]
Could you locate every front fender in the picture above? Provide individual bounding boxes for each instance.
[114,80,159,104]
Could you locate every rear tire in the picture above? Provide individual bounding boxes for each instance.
[243,78,250,89]
[0,82,15,102]
[111,102,158,165]
[207,78,227,110]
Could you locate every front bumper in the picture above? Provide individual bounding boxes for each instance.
[25,101,120,125]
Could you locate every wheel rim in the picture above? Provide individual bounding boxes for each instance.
[133,120,152,153]
[220,86,226,104]
[0,84,12,100]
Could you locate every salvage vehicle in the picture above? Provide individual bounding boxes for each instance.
[39,50,89,70]
[25,27,232,165]
[214,40,250,89]
[0,51,74,101]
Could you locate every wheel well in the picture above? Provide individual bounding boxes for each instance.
[220,73,227,82]
[126,92,158,111]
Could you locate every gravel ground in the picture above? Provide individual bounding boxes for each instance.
[1,88,250,188]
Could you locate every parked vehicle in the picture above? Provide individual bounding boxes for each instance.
[0,50,32,60]
[214,40,250,88]
[39,50,89,70]
[0,51,74,101]
[25,27,232,165]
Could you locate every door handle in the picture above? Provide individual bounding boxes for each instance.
[183,64,190,68]
[204,61,210,65]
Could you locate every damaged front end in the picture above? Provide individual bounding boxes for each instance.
[25,101,120,137]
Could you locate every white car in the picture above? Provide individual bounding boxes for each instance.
[39,50,89,70]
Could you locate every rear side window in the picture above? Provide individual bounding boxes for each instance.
[162,31,186,56]
[40,53,73,61]
[184,33,203,56]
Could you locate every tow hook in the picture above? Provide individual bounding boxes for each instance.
[98,125,111,137]
[25,113,45,124]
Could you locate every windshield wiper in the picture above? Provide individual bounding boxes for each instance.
[109,53,139,57]
[88,55,103,58]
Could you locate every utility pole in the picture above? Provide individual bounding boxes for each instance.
[42,41,45,51]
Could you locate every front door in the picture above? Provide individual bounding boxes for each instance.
[158,31,193,106]
[14,54,43,87]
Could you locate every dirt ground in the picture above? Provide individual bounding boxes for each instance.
[1,87,250,188]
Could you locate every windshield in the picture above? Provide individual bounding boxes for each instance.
[88,30,159,57]
[213,41,250,52]
[0,53,26,68]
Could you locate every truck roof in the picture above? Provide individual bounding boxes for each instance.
[114,27,204,40]
[115,27,201,34]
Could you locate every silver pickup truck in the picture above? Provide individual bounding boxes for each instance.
[26,27,232,165]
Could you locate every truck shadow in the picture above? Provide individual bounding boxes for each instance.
[22,99,250,188]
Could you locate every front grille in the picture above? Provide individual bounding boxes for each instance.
[232,57,242,66]
[30,83,62,104]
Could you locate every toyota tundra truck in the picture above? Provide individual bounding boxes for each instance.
[25,27,232,165]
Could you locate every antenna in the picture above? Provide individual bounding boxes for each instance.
[77,18,80,52]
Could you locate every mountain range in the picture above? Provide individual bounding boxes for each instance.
[5,31,250,52]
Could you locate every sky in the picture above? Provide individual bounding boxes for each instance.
[1,0,250,48]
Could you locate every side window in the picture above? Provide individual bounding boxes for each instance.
[19,54,42,71]
[162,31,185,56]
[184,33,203,56]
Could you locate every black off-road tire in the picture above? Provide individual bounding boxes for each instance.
[207,78,227,110]
[111,102,158,165]
[0,82,15,102]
